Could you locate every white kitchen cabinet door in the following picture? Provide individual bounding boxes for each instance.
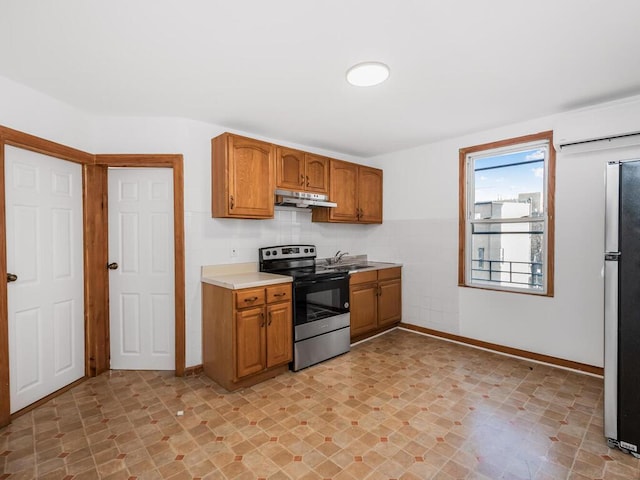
[108,168,175,370]
[5,146,85,413]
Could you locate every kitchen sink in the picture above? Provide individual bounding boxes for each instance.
[343,264,371,270]
[318,263,371,272]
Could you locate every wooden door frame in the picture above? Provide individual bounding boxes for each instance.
[0,126,186,428]
[92,155,186,379]
[0,126,94,427]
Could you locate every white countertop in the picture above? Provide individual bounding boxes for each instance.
[201,271,292,290]
[201,262,292,290]
[358,261,402,271]
[200,259,400,290]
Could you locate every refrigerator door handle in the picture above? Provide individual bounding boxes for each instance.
[604,258,618,440]
[605,163,620,253]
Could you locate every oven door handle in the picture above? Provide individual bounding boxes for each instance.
[296,275,347,287]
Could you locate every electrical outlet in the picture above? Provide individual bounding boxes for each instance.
[230,248,238,258]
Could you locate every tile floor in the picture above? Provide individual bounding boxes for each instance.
[1,329,639,480]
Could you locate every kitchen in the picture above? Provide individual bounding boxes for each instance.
[2,1,640,478]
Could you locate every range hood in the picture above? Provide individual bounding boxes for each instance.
[274,189,337,208]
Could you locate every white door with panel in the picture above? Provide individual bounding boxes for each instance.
[108,168,175,370]
[5,146,85,413]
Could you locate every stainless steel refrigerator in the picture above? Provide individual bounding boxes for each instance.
[605,159,640,457]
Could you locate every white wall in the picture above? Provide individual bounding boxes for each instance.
[0,75,389,368]
[0,75,93,150]
[88,116,389,367]
[3,72,640,369]
[371,101,640,368]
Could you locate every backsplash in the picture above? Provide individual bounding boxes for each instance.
[183,209,458,367]
[184,208,390,365]
[185,208,384,267]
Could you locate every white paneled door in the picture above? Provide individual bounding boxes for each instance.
[108,168,175,370]
[5,146,85,413]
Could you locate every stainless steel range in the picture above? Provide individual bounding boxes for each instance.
[259,245,350,371]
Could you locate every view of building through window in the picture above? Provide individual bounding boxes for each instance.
[471,147,545,289]
[460,132,554,295]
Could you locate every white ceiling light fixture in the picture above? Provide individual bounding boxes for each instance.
[346,61,390,87]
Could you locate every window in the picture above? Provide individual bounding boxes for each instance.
[459,131,555,295]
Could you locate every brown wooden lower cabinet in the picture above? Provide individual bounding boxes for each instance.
[350,282,378,337]
[378,276,402,326]
[266,301,293,367]
[202,282,292,391]
[350,267,402,342]
[235,306,266,378]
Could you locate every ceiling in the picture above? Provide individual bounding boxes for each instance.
[1,1,640,157]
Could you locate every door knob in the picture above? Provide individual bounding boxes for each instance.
[107,262,119,270]
[7,273,18,283]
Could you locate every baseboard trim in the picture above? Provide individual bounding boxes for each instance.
[351,326,398,347]
[183,365,204,376]
[350,323,398,345]
[10,376,88,421]
[399,323,603,376]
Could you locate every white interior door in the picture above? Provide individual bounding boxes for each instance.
[5,146,85,413]
[108,168,175,370]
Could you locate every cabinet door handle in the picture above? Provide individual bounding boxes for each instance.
[260,311,265,327]
[378,286,382,296]
[268,311,273,326]
[306,175,310,187]
[273,292,286,297]
[230,195,235,210]
[300,174,305,186]
[244,296,258,303]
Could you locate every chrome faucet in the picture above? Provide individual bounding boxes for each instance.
[333,250,349,264]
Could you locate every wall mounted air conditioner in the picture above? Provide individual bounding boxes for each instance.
[553,95,640,155]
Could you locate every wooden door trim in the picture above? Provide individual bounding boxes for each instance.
[0,126,95,165]
[84,164,109,378]
[0,126,95,428]
[0,128,187,428]
[94,154,186,376]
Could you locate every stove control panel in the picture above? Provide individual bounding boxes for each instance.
[259,244,316,261]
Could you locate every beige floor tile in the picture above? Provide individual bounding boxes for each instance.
[1,329,640,479]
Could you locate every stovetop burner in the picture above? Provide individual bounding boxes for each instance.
[259,244,347,281]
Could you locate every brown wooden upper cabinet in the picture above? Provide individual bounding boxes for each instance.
[358,165,384,223]
[312,160,383,224]
[212,132,275,219]
[276,147,329,194]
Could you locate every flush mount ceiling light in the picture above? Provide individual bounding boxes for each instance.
[346,61,390,87]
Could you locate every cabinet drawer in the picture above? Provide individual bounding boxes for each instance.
[350,270,377,285]
[235,288,265,309]
[378,267,401,281]
[266,283,291,303]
